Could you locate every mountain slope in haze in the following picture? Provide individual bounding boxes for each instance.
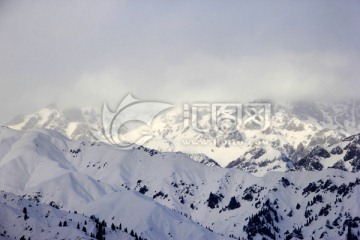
[0,127,359,239]
[6,100,360,175]
[7,106,96,141]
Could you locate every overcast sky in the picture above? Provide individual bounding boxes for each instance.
[0,1,360,124]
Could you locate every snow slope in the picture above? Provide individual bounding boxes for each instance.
[0,190,133,240]
[0,127,359,239]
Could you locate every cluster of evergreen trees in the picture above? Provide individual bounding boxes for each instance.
[54,214,147,240]
[90,215,146,240]
[243,200,279,240]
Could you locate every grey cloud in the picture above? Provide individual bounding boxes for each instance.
[0,0,360,124]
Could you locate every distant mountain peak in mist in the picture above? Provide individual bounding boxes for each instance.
[5,99,360,175]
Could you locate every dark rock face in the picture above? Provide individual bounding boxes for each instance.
[331,160,347,171]
[242,192,253,201]
[343,146,360,161]
[251,148,266,160]
[330,146,343,155]
[296,157,323,171]
[343,134,360,144]
[351,158,360,172]
[311,147,331,158]
[337,135,360,171]
[226,157,245,168]
[280,177,291,188]
[295,147,331,171]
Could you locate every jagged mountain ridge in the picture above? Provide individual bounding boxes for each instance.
[6,100,360,175]
[0,127,359,239]
[295,133,360,172]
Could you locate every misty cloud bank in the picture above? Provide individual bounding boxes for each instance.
[0,1,360,124]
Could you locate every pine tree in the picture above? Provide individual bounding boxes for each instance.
[77,222,80,229]
[111,223,116,231]
[101,220,107,227]
[63,221,68,227]
[96,230,103,240]
[347,224,352,240]
[96,224,105,240]
[23,207,29,220]
[96,227,103,240]
[347,223,354,240]
[82,226,87,233]
[59,221,62,227]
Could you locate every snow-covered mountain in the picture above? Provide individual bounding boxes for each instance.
[7,106,97,141]
[6,100,360,175]
[295,133,360,172]
[0,190,134,240]
[0,127,359,239]
[0,127,228,240]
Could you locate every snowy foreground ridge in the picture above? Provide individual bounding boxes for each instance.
[0,127,359,239]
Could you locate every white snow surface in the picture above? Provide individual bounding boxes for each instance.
[0,127,359,239]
